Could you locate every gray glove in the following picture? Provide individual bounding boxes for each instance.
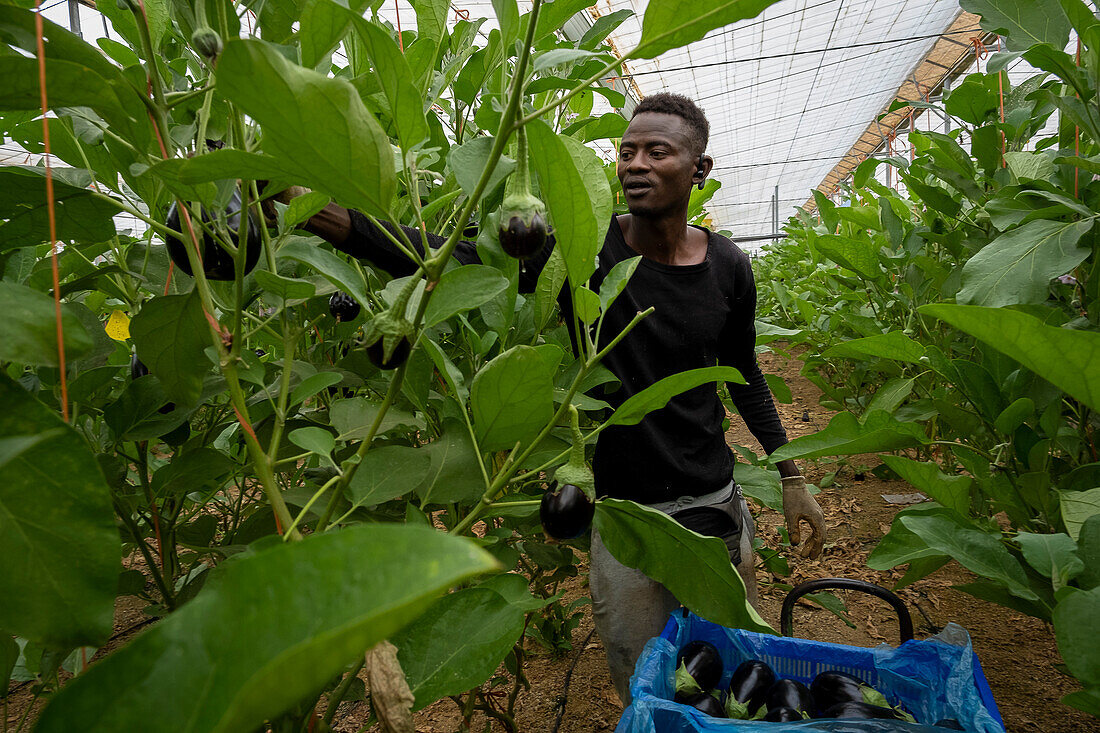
[781,475,825,558]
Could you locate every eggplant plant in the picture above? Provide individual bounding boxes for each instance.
[754,0,1100,718]
[0,0,782,730]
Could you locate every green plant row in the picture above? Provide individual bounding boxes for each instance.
[753,0,1100,718]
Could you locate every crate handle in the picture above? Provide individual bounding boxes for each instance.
[780,578,914,644]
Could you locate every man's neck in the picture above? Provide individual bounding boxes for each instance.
[617,212,706,266]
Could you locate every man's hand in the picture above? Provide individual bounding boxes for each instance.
[781,475,825,558]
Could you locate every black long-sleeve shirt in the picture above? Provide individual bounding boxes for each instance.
[339,211,787,504]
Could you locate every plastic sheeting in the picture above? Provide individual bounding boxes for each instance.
[615,612,1005,732]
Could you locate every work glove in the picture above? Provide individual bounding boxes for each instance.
[781,475,826,559]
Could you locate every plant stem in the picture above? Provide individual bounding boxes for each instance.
[284,474,341,539]
[323,659,366,726]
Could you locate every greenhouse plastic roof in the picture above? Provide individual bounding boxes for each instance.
[384,0,970,239]
[27,0,972,241]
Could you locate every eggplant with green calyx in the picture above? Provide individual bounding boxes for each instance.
[360,277,416,370]
[764,679,812,715]
[725,659,775,719]
[762,706,803,722]
[165,188,262,281]
[934,719,964,730]
[540,405,596,541]
[328,291,361,322]
[674,640,723,695]
[675,691,725,718]
[497,126,548,259]
[811,670,892,713]
[819,700,904,720]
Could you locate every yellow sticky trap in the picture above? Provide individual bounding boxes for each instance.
[105,309,131,341]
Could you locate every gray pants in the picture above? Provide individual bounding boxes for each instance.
[590,482,758,705]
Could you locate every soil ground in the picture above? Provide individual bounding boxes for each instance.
[7,351,1097,732]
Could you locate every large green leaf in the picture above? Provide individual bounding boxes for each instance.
[0,375,119,647]
[879,456,971,516]
[392,587,526,710]
[414,419,486,505]
[607,366,744,427]
[347,445,433,510]
[900,513,1038,601]
[631,0,781,59]
[594,499,773,633]
[424,265,509,328]
[769,410,928,462]
[36,525,497,733]
[957,218,1094,307]
[217,39,396,217]
[528,119,601,286]
[920,304,1100,413]
[813,234,882,280]
[346,10,430,154]
[330,398,423,440]
[867,505,954,572]
[446,137,516,202]
[1061,488,1100,540]
[471,345,561,452]
[0,282,92,367]
[960,0,1070,52]
[821,331,925,364]
[0,166,119,248]
[1053,587,1100,686]
[130,291,212,408]
[279,237,370,307]
[1015,532,1082,588]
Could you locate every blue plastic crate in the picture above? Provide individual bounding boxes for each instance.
[615,611,1005,732]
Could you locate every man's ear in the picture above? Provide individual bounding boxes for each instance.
[693,154,714,190]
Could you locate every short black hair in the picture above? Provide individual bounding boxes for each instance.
[631,93,709,156]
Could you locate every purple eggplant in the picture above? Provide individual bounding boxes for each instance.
[820,700,904,720]
[725,659,775,719]
[763,706,803,722]
[764,679,812,715]
[811,670,892,713]
[675,691,726,718]
[675,640,723,693]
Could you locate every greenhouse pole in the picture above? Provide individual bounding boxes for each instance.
[67,0,81,38]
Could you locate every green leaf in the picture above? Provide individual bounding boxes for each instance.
[393,587,526,710]
[733,462,782,512]
[0,375,119,646]
[1015,532,1083,588]
[0,165,119,248]
[347,445,433,509]
[532,48,611,72]
[284,192,330,228]
[1004,151,1056,182]
[770,410,928,462]
[36,525,497,733]
[1060,488,1100,540]
[879,456,971,516]
[813,234,882,279]
[424,265,509,328]
[631,0,781,59]
[822,331,925,364]
[0,282,92,367]
[288,427,335,457]
[960,0,1070,52]
[900,513,1038,601]
[865,376,916,415]
[573,286,601,324]
[528,120,601,286]
[415,419,485,505]
[289,372,343,406]
[471,345,562,452]
[446,136,516,202]
[1077,515,1100,590]
[867,506,953,571]
[957,218,1094,307]
[279,237,369,307]
[345,10,430,154]
[0,633,17,692]
[1054,587,1100,685]
[607,366,744,427]
[217,39,396,217]
[535,245,568,331]
[1063,686,1100,717]
[594,499,774,633]
[152,150,290,186]
[598,255,641,314]
[919,304,1100,413]
[253,271,317,301]
[330,398,423,440]
[131,291,211,407]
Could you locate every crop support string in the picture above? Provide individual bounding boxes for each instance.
[34,0,69,422]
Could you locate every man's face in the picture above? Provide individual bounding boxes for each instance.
[617,112,700,218]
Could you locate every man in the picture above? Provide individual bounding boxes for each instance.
[296,93,825,703]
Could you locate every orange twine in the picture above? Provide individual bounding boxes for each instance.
[35,0,69,422]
